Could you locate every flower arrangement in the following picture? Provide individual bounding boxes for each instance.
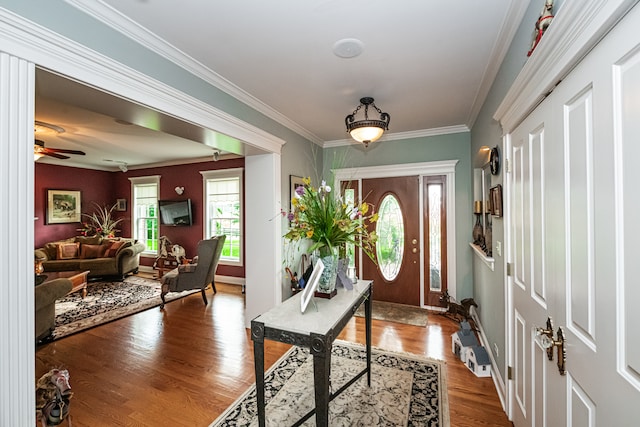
[284,177,378,261]
[77,202,123,238]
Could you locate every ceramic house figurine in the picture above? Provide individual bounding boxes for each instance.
[466,345,492,378]
[451,321,479,363]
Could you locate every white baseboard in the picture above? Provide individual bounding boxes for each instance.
[470,307,507,412]
[215,275,245,286]
[137,266,245,288]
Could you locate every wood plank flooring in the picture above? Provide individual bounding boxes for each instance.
[35,281,512,426]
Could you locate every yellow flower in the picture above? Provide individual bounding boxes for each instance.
[370,212,379,222]
[303,176,311,186]
[360,203,369,214]
[306,230,314,239]
[292,198,299,206]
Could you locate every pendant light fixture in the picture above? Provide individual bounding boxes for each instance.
[345,97,390,147]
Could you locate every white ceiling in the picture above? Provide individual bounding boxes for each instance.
[35,0,525,170]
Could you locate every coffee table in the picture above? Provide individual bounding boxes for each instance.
[41,270,90,298]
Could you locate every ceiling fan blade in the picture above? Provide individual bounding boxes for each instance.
[43,151,70,160]
[44,147,86,156]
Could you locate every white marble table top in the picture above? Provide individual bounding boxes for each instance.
[253,280,372,336]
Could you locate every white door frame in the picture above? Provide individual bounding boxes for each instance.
[333,160,458,307]
[0,8,284,425]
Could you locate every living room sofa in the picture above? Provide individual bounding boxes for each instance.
[34,235,146,280]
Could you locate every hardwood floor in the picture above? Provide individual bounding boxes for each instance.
[36,281,512,426]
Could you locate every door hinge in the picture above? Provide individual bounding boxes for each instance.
[506,263,512,276]
[505,158,511,173]
[508,366,513,380]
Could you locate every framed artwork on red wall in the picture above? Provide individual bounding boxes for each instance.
[46,189,82,224]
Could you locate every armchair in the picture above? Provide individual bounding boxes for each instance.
[159,235,226,309]
[35,278,72,342]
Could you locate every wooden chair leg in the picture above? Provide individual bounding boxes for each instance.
[201,289,208,306]
[211,281,217,294]
[160,291,167,309]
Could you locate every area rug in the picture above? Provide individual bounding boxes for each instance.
[354,300,429,327]
[210,340,449,426]
[52,276,198,340]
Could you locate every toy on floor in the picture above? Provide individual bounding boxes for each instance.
[439,290,477,323]
[36,368,73,426]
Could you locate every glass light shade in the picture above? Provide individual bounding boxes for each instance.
[349,126,384,143]
[34,152,44,161]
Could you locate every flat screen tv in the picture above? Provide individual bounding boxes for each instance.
[159,199,192,226]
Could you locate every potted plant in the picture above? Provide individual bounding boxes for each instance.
[284,177,378,296]
[78,202,123,238]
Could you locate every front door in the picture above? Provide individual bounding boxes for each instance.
[362,176,421,306]
[353,175,448,308]
[508,4,640,424]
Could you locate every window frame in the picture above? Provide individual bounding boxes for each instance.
[201,168,243,267]
[129,175,161,257]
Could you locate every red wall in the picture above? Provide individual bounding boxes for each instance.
[35,158,245,278]
[35,163,115,247]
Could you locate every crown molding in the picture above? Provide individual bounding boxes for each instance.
[465,0,531,129]
[323,125,469,148]
[494,0,638,133]
[65,0,324,145]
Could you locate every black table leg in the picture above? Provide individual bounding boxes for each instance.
[364,287,372,386]
[311,333,331,427]
[251,321,266,427]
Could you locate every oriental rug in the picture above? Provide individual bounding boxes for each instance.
[354,300,429,327]
[210,340,449,426]
[52,275,198,340]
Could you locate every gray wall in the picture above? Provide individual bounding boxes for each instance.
[323,132,474,299]
[469,0,564,379]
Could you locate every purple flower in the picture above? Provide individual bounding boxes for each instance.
[295,186,305,196]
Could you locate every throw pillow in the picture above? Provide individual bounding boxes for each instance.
[104,241,126,257]
[79,244,105,259]
[44,238,75,260]
[56,243,80,260]
[76,235,102,245]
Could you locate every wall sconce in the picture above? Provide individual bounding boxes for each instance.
[175,186,184,195]
[118,163,128,173]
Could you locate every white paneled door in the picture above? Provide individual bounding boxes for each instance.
[508,4,640,425]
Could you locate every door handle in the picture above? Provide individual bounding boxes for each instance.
[535,317,566,375]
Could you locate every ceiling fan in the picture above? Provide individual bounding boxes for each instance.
[34,139,86,160]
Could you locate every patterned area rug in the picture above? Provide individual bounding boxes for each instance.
[210,341,449,426]
[52,276,198,340]
[354,300,429,327]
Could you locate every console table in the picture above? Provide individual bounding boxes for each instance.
[250,280,372,427]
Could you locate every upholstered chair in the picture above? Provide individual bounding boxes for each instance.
[35,278,72,342]
[159,235,226,309]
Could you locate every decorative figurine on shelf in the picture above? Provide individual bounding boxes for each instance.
[527,0,554,57]
[472,201,484,246]
[484,219,493,257]
[171,244,186,264]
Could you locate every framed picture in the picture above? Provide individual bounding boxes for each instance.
[116,198,127,211]
[46,189,81,224]
[300,258,325,313]
[490,184,503,217]
[289,175,305,214]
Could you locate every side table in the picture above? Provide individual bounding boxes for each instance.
[251,280,372,427]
